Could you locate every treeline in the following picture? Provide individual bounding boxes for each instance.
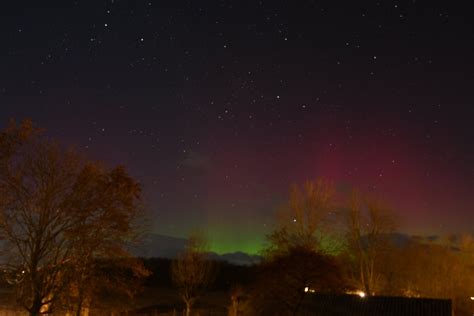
[1,120,473,316]
[227,180,474,316]
[141,257,256,291]
[151,180,474,316]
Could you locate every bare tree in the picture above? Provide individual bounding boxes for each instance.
[60,163,147,316]
[0,120,145,315]
[0,120,81,315]
[266,179,335,255]
[342,190,396,296]
[171,233,215,316]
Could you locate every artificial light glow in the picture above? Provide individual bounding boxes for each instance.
[357,291,366,298]
[470,296,474,301]
[304,286,309,293]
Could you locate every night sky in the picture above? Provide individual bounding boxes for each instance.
[1,1,473,254]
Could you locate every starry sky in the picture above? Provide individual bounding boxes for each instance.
[0,0,473,254]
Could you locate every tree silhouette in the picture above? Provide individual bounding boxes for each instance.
[342,190,396,296]
[266,179,336,255]
[244,246,345,316]
[0,120,145,315]
[171,233,215,316]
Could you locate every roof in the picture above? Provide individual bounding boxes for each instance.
[299,294,452,316]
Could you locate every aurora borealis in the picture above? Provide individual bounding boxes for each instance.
[0,1,472,254]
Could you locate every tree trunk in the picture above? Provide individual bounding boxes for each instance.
[75,299,83,316]
[29,295,43,316]
[29,310,41,316]
[75,286,85,316]
[185,301,192,316]
[292,289,306,316]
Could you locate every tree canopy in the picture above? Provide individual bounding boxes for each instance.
[0,120,146,316]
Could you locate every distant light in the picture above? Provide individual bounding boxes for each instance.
[304,286,309,293]
[357,291,366,298]
[470,296,474,301]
